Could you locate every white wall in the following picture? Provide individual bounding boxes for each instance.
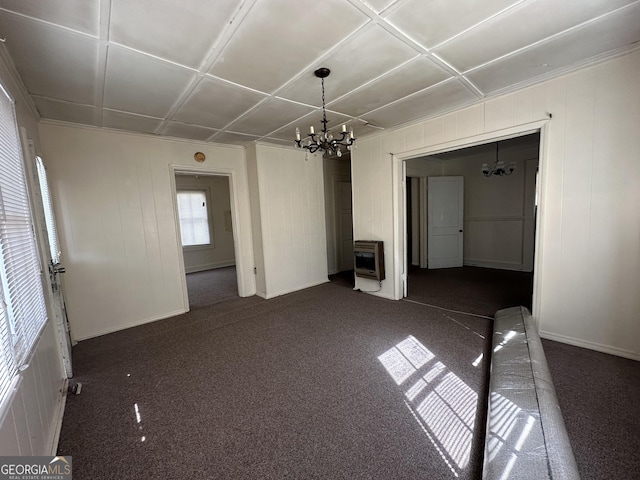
[247,144,328,298]
[176,174,235,273]
[441,139,539,271]
[0,46,65,455]
[38,124,255,340]
[352,49,640,360]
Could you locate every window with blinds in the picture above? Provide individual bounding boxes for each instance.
[0,82,48,407]
[177,190,211,247]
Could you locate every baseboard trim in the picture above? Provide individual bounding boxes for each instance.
[540,330,640,361]
[464,260,531,272]
[50,378,68,455]
[75,308,186,341]
[185,261,235,274]
[263,278,329,299]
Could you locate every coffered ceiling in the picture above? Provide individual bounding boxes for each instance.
[0,0,638,147]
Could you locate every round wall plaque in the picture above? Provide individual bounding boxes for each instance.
[194,152,206,163]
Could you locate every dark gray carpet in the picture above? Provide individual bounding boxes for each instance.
[58,282,491,480]
[58,267,638,480]
[186,266,238,310]
[406,266,533,318]
[542,339,640,480]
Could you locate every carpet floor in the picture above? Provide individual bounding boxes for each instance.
[58,280,491,479]
[58,266,639,479]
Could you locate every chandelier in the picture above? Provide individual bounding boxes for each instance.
[294,68,355,158]
[481,142,516,177]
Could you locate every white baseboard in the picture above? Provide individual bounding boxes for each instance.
[75,308,186,341]
[464,260,531,272]
[185,261,235,274]
[263,278,329,299]
[540,330,640,361]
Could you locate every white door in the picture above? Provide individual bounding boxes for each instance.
[23,135,73,377]
[337,181,354,272]
[428,176,464,269]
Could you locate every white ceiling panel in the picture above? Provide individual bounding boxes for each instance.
[385,0,519,50]
[208,0,368,93]
[162,122,218,142]
[174,76,267,129]
[362,80,478,128]
[227,98,314,136]
[102,110,164,135]
[0,0,637,147]
[466,2,640,94]
[0,12,99,104]
[362,0,399,14]
[210,131,261,146]
[0,0,100,36]
[109,0,239,69]
[33,96,100,127]
[276,25,420,105]
[104,46,196,118]
[329,56,451,117]
[435,0,637,72]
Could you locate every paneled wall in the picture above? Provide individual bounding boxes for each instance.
[247,144,328,298]
[352,49,640,360]
[0,46,65,455]
[0,323,64,455]
[441,139,539,271]
[38,124,255,340]
[175,174,235,273]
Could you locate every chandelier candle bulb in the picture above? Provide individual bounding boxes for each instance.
[309,126,314,134]
[295,128,301,141]
[342,124,347,132]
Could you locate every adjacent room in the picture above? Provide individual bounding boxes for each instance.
[0,1,638,479]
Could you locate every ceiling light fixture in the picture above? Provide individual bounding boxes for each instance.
[295,68,355,158]
[481,142,516,177]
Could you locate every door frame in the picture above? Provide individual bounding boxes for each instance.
[169,165,246,312]
[392,120,549,319]
[19,130,73,377]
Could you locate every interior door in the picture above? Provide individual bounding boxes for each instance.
[337,181,354,272]
[22,135,73,378]
[428,176,464,269]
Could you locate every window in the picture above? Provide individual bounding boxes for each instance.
[0,82,48,405]
[177,190,211,247]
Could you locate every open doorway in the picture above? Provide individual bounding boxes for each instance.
[402,132,541,317]
[324,153,355,287]
[174,172,238,310]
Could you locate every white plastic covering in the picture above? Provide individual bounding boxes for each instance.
[483,306,580,480]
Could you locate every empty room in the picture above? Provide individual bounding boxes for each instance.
[0,1,639,479]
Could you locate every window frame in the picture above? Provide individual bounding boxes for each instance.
[0,80,49,408]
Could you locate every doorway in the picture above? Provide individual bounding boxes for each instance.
[398,130,543,316]
[173,170,240,310]
[324,154,353,279]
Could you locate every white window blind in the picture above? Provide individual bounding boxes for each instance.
[0,82,48,405]
[177,190,211,246]
[35,156,61,265]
